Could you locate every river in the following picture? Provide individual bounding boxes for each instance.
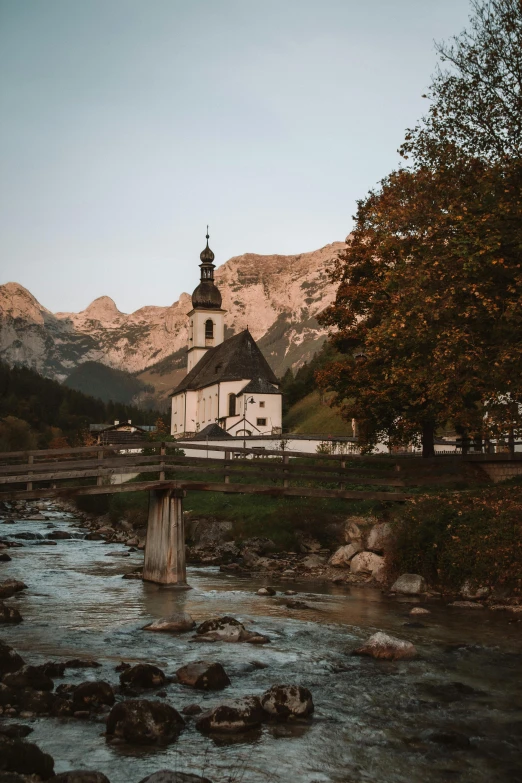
[1,505,521,783]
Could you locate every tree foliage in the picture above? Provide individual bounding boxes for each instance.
[318,0,522,455]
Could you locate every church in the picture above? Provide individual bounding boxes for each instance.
[170,233,283,438]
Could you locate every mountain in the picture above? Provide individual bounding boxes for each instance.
[0,241,345,398]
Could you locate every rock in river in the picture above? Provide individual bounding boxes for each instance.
[195,696,265,734]
[120,664,166,689]
[0,641,24,675]
[0,602,22,624]
[175,661,230,691]
[3,665,54,692]
[256,587,276,596]
[0,736,54,779]
[143,612,195,633]
[106,699,184,745]
[260,685,314,720]
[72,681,115,710]
[51,773,111,783]
[353,632,417,661]
[138,772,212,783]
[390,574,426,595]
[195,616,269,644]
[0,581,27,600]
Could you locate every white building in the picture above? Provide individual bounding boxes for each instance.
[170,233,283,438]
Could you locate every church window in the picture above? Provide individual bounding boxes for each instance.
[205,319,214,343]
[257,418,267,427]
[228,393,236,417]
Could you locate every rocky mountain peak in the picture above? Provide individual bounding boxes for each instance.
[0,282,52,324]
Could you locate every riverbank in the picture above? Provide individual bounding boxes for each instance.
[1,500,522,782]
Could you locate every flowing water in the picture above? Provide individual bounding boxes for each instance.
[1,505,522,783]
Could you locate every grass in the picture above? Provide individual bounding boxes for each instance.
[283,390,353,436]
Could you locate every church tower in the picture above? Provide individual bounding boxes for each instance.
[187,230,226,372]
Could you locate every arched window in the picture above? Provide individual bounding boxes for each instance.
[228,393,236,417]
[205,319,214,339]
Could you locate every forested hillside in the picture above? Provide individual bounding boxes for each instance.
[64,361,155,406]
[0,360,162,451]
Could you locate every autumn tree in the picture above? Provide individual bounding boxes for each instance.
[318,0,522,456]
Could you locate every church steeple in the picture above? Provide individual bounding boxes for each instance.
[191,228,222,309]
[187,229,226,372]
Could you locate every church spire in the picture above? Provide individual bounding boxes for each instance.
[191,228,222,309]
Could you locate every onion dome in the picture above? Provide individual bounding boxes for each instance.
[191,229,223,309]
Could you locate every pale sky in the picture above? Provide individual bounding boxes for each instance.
[0,0,471,314]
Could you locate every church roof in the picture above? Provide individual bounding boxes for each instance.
[170,329,279,395]
[188,423,233,440]
[238,377,281,396]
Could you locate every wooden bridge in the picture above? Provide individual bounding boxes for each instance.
[1,441,516,587]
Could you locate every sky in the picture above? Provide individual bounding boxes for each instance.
[0,0,472,314]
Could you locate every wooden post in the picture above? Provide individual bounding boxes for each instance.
[143,488,188,586]
[224,450,230,484]
[283,454,289,488]
[160,442,166,481]
[27,455,33,491]
[96,450,104,486]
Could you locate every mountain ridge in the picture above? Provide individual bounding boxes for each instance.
[0,240,345,393]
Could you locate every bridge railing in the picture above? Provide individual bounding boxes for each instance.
[0,440,415,501]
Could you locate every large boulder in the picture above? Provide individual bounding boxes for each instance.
[366,523,393,554]
[0,642,24,676]
[195,696,265,734]
[0,603,22,624]
[0,581,27,600]
[175,661,230,691]
[138,772,212,783]
[50,773,110,783]
[328,544,360,567]
[0,736,54,779]
[390,574,426,595]
[72,682,115,711]
[106,700,184,745]
[120,664,166,689]
[350,551,385,581]
[353,631,417,661]
[260,685,314,720]
[143,613,195,633]
[3,665,54,692]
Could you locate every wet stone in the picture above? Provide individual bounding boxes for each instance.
[0,724,33,739]
[64,659,101,669]
[260,684,314,720]
[51,773,111,783]
[195,696,265,734]
[181,704,202,716]
[106,699,185,745]
[72,681,115,711]
[0,642,24,676]
[0,602,22,624]
[3,665,54,692]
[138,769,211,783]
[0,736,54,779]
[138,772,212,783]
[120,664,166,689]
[176,661,231,691]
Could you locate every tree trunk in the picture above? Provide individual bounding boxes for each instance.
[421,422,435,458]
